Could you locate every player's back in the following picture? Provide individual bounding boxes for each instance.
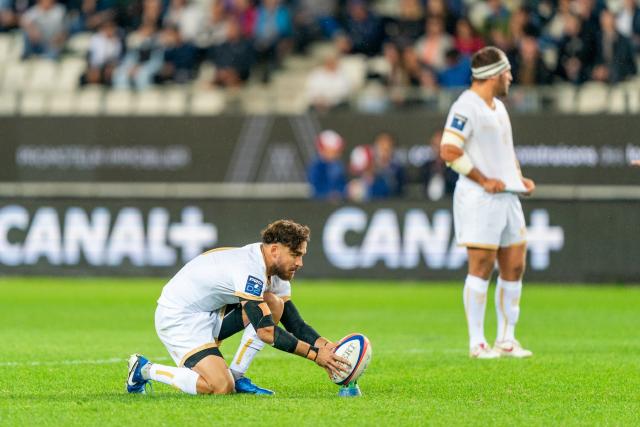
[157,243,266,313]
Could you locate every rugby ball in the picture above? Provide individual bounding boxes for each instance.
[330,333,372,385]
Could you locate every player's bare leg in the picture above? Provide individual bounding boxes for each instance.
[229,292,284,394]
[494,243,532,358]
[465,247,500,359]
[127,347,234,395]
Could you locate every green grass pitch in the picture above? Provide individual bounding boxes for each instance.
[1,277,639,426]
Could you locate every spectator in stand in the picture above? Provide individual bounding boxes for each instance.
[67,0,116,34]
[555,13,590,83]
[196,0,230,51]
[228,0,257,38]
[155,25,197,84]
[615,0,640,52]
[131,0,163,30]
[254,0,293,82]
[543,0,572,43]
[370,131,405,198]
[20,0,67,59]
[426,0,457,35]
[346,144,374,202]
[484,0,510,37]
[511,35,553,86]
[291,0,339,53]
[438,48,472,87]
[163,0,205,45]
[384,0,424,48]
[591,8,637,83]
[336,0,384,57]
[211,18,254,87]
[304,51,353,112]
[82,19,122,85]
[112,22,164,90]
[573,0,600,69]
[422,130,457,201]
[454,17,484,56]
[415,15,454,72]
[307,129,347,201]
[379,42,414,105]
[0,0,18,32]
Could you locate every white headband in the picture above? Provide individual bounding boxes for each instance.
[471,55,511,79]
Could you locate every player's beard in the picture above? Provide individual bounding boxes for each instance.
[274,262,298,280]
[495,74,510,97]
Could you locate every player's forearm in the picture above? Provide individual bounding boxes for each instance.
[281,300,321,345]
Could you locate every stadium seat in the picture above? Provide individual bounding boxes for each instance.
[163,88,188,115]
[135,89,163,115]
[74,86,103,115]
[554,83,577,113]
[57,57,86,91]
[20,92,47,115]
[190,89,226,115]
[194,63,216,86]
[0,92,17,115]
[576,82,609,114]
[105,89,134,115]
[2,60,30,92]
[626,84,640,113]
[339,55,366,90]
[0,34,12,63]
[607,86,627,113]
[239,85,271,114]
[66,32,93,57]
[27,59,59,91]
[48,91,76,115]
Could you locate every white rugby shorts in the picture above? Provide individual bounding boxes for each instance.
[155,304,225,367]
[453,183,527,249]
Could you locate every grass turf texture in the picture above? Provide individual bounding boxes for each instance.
[0,278,639,426]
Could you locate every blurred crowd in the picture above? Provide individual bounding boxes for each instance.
[308,128,456,202]
[1,0,638,92]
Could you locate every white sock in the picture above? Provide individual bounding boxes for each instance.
[495,277,522,342]
[148,363,199,395]
[463,275,490,348]
[229,324,265,379]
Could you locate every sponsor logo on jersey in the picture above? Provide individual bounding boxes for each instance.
[245,275,264,296]
[451,113,468,131]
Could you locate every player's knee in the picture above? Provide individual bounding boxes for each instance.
[201,377,235,395]
[264,293,284,324]
[256,325,275,345]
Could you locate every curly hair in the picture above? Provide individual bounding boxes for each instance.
[261,220,310,253]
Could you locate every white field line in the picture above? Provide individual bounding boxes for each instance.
[0,348,459,368]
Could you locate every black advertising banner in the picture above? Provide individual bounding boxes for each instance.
[0,198,638,282]
[1,114,640,185]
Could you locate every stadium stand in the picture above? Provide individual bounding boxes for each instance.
[0,0,639,115]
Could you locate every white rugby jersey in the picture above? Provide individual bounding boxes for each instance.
[157,243,292,312]
[443,90,526,192]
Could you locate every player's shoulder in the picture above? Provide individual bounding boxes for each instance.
[450,90,481,113]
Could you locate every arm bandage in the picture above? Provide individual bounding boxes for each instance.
[448,153,474,175]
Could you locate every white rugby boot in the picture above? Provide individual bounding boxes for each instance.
[494,339,533,358]
[469,342,500,359]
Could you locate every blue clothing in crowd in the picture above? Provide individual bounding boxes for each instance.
[307,158,347,199]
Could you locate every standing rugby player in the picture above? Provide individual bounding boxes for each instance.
[440,47,535,359]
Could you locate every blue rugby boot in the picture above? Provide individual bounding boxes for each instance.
[234,377,275,395]
[126,353,151,394]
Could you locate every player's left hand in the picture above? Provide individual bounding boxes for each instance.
[521,177,535,195]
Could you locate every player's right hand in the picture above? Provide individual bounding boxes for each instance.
[482,178,506,193]
[315,346,351,376]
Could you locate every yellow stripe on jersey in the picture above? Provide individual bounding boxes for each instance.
[444,128,466,142]
[202,247,237,255]
[234,291,263,301]
[179,342,218,367]
[235,338,254,365]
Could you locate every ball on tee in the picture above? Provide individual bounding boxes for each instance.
[330,333,372,385]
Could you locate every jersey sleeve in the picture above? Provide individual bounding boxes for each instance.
[233,267,266,301]
[443,101,474,145]
[268,277,292,298]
